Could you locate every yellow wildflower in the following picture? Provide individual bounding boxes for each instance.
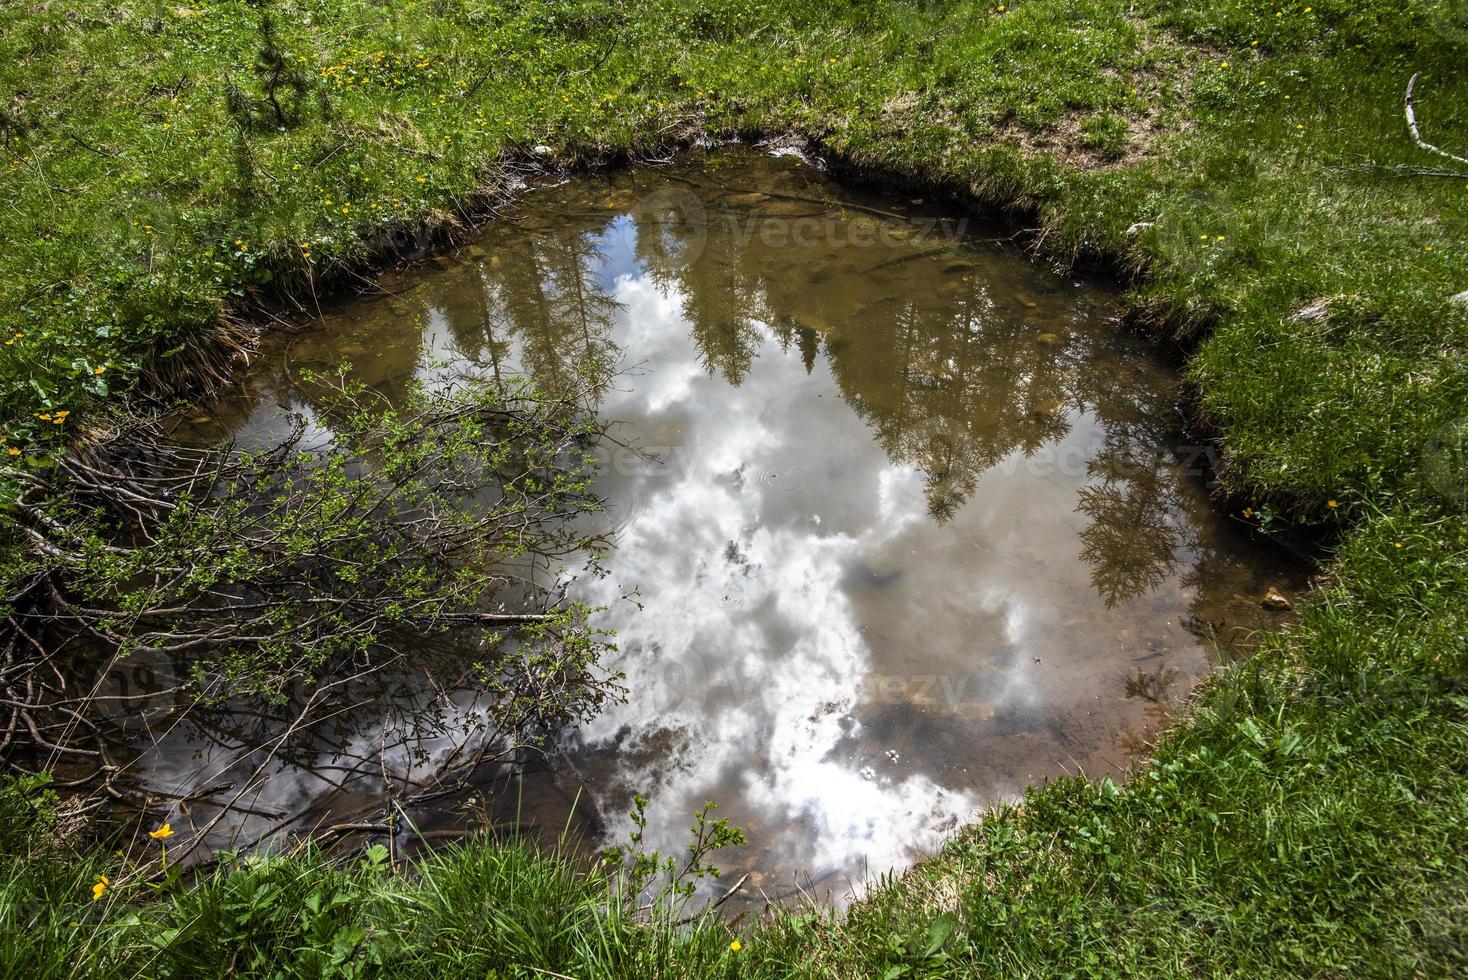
[91,875,109,901]
[149,823,175,841]
[1327,499,1338,509]
[94,366,106,375]
[729,939,742,952]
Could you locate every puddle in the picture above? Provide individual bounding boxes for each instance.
[97,147,1306,906]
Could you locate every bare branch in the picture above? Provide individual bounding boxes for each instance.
[1405,72,1468,169]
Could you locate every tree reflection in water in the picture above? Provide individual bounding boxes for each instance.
[99,148,1301,897]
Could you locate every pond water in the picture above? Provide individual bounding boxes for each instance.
[111,147,1305,905]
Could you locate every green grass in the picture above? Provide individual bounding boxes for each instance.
[1,0,1466,975]
[0,778,748,978]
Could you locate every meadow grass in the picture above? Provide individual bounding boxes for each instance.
[1,0,1465,975]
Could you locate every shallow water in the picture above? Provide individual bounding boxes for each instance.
[109,147,1304,905]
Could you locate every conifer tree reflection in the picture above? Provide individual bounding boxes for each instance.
[1073,376,1189,606]
[1075,449,1184,607]
[623,188,1080,521]
[474,228,622,390]
[811,279,1074,523]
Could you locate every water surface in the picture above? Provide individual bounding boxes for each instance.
[119,147,1304,904]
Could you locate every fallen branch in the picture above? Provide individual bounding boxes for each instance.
[0,368,625,847]
[678,871,751,924]
[1349,162,1468,179]
[1404,72,1468,169]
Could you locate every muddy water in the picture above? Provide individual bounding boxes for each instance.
[124,147,1304,904]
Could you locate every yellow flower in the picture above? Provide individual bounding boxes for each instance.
[1327,499,1338,509]
[149,823,175,841]
[7,447,20,457]
[1242,507,1254,518]
[729,939,742,952]
[94,366,106,375]
[91,875,109,901]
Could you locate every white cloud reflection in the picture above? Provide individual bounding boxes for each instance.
[569,274,981,891]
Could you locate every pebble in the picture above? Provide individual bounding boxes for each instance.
[1260,587,1293,612]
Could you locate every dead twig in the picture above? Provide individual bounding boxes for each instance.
[1404,72,1468,171]
[678,871,751,924]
